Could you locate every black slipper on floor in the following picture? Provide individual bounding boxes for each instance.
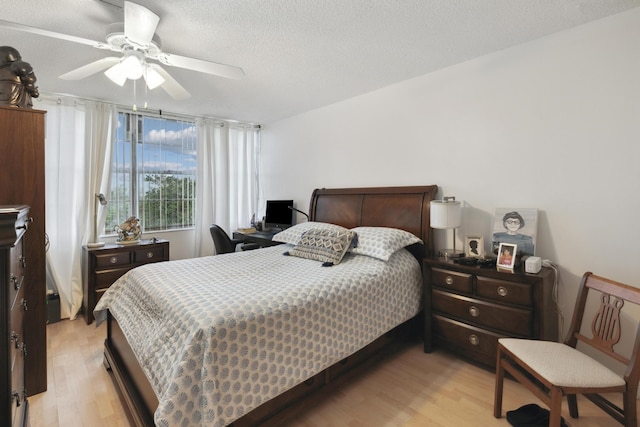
[506,403,568,426]
[506,403,549,426]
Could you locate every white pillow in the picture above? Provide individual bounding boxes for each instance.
[349,226,422,261]
[272,221,351,245]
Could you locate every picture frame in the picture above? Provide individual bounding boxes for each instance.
[497,242,517,270]
[492,208,538,256]
[465,236,484,258]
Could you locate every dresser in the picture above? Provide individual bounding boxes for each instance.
[82,239,170,324]
[423,257,558,367]
[1,206,30,427]
[0,106,47,395]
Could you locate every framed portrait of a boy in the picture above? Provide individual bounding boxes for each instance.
[465,236,484,258]
[497,242,517,270]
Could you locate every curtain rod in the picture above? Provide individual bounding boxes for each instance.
[34,91,262,129]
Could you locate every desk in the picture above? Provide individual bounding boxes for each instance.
[233,230,282,248]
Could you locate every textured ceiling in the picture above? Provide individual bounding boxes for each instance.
[2,0,639,124]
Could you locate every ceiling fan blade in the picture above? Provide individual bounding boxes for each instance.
[124,1,160,46]
[0,19,114,50]
[148,64,190,100]
[59,57,121,80]
[156,52,245,80]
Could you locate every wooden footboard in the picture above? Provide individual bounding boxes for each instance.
[104,311,421,427]
[104,312,157,427]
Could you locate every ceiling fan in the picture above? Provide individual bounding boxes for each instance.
[0,1,245,100]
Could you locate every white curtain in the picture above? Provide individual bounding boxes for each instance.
[194,119,260,256]
[41,97,116,319]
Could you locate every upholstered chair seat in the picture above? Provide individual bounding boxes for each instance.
[499,338,626,388]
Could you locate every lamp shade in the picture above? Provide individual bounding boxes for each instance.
[430,198,461,229]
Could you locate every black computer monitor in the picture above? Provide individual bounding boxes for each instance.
[264,200,295,230]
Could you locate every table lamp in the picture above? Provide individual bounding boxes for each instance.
[88,193,108,248]
[430,196,463,258]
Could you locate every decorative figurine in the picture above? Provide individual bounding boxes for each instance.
[114,216,142,242]
[0,46,39,108]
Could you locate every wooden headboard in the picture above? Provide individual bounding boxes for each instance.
[308,185,438,257]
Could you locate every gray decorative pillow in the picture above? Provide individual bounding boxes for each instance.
[273,221,350,245]
[286,228,356,266]
[349,226,422,261]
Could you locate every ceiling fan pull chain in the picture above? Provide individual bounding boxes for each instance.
[132,78,137,111]
[144,77,148,109]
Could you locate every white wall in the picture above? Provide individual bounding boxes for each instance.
[260,9,640,339]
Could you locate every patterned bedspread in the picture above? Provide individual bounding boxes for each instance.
[94,244,422,427]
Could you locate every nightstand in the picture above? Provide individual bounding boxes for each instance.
[82,239,169,324]
[423,257,558,367]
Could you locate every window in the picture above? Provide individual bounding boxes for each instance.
[106,112,197,234]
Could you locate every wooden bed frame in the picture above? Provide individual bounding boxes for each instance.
[103,185,438,426]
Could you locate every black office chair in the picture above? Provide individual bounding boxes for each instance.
[209,224,259,254]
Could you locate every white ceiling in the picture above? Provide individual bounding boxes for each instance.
[2,0,639,124]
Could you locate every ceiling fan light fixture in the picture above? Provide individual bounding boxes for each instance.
[104,63,128,86]
[121,53,144,80]
[104,50,145,85]
[144,65,165,89]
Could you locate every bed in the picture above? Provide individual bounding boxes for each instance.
[95,185,438,427]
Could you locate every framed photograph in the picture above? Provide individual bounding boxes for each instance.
[492,208,538,256]
[465,236,484,258]
[497,242,517,270]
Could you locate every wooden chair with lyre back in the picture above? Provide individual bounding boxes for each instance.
[494,272,640,427]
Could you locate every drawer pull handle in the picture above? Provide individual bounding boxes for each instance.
[469,334,480,346]
[20,255,26,268]
[10,274,20,291]
[445,275,454,285]
[469,306,480,317]
[21,298,28,311]
[11,331,19,348]
[15,217,32,231]
[497,286,508,297]
[13,391,21,407]
[146,251,154,258]
[110,256,118,264]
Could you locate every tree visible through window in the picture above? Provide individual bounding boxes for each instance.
[106,112,196,234]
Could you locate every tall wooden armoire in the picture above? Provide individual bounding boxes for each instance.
[0,106,47,395]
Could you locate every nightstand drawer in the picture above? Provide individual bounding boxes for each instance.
[134,246,166,264]
[95,252,131,268]
[431,268,473,294]
[433,314,504,366]
[94,267,133,290]
[476,276,532,306]
[432,289,532,336]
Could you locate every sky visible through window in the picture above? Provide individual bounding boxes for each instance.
[107,113,197,233]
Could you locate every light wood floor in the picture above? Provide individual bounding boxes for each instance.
[29,319,635,427]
